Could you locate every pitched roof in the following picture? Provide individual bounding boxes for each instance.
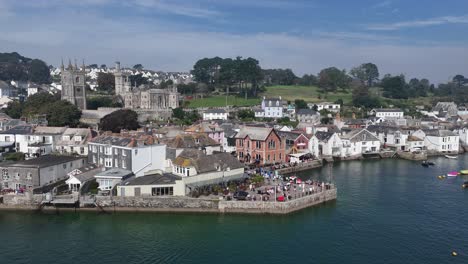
[234,126,275,141]
[90,134,157,147]
[121,173,182,186]
[314,131,334,142]
[173,149,243,173]
[164,133,220,148]
[341,129,379,142]
[33,126,67,135]
[423,129,457,137]
[276,130,302,141]
[1,155,84,168]
[185,123,223,133]
[374,108,403,113]
[0,125,33,135]
[297,109,318,116]
[204,109,227,114]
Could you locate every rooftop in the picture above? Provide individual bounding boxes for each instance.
[2,155,84,168]
[121,173,182,186]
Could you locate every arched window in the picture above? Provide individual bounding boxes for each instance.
[75,76,80,83]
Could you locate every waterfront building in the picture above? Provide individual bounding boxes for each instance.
[0,155,87,190]
[56,128,97,156]
[60,60,87,110]
[171,149,244,194]
[310,131,343,158]
[340,129,381,158]
[202,109,228,121]
[116,173,184,197]
[367,125,409,151]
[296,109,320,124]
[235,126,285,165]
[277,131,311,162]
[94,168,134,191]
[88,134,166,176]
[406,136,425,152]
[65,164,102,192]
[255,97,283,118]
[423,129,459,153]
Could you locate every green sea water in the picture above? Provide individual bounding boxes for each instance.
[1,156,467,264]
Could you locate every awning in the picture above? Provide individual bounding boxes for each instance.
[185,173,247,188]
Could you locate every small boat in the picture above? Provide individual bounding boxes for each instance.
[421,162,429,167]
[460,170,468,175]
[445,155,458,159]
[427,162,435,166]
[447,171,459,177]
[463,181,468,188]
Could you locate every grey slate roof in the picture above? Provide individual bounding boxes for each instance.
[276,130,301,141]
[121,173,182,186]
[374,108,403,113]
[296,109,318,116]
[2,155,84,168]
[174,149,243,173]
[341,129,379,142]
[0,125,33,135]
[314,131,334,142]
[95,168,134,178]
[234,126,275,141]
[423,129,457,137]
[70,164,102,183]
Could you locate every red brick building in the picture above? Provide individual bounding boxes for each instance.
[235,127,286,165]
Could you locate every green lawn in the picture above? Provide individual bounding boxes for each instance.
[262,85,352,104]
[186,95,261,108]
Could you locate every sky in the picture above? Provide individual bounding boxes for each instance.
[1,0,468,83]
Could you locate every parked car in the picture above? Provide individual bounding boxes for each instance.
[233,191,249,200]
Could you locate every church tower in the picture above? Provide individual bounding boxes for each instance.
[114,61,131,96]
[61,59,87,110]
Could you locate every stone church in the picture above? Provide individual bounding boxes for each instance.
[61,60,87,110]
[114,62,180,111]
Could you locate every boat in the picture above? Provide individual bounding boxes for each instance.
[427,162,435,166]
[445,155,458,159]
[421,162,429,167]
[447,171,459,177]
[460,170,468,175]
[463,181,468,188]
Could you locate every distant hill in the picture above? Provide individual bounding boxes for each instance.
[0,52,51,84]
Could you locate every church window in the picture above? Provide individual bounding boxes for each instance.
[75,77,80,83]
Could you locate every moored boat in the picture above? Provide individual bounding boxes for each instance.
[445,155,458,159]
[460,170,468,175]
[447,171,459,177]
[463,181,468,188]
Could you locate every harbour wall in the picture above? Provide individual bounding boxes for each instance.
[0,189,337,215]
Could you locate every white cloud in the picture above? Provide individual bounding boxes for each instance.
[372,0,392,9]
[132,0,222,18]
[368,14,468,30]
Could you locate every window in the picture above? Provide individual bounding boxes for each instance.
[152,187,174,196]
[15,173,20,180]
[75,76,80,82]
[279,153,282,160]
[122,150,127,156]
[122,159,127,169]
[2,169,9,180]
[5,136,10,142]
[105,158,112,168]
[114,159,119,167]
[114,148,118,155]
[256,141,261,149]
[134,149,138,155]
[239,152,244,158]
[238,140,243,147]
[26,173,32,180]
[63,164,67,169]
[268,139,276,149]
[80,147,84,154]
[92,155,97,164]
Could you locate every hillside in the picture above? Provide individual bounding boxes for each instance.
[0,52,51,84]
[261,85,352,104]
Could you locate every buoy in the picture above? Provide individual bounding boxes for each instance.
[452,251,458,256]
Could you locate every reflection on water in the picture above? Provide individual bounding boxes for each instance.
[1,156,468,264]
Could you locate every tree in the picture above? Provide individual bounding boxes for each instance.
[177,83,197,95]
[352,85,380,108]
[350,63,379,87]
[29,59,51,84]
[237,109,255,120]
[381,74,408,99]
[97,72,115,93]
[299,74,318,86]
[129,74,148,87]
[4,101,24,118]
[160,80,174,89]
[453,75,466,88]
[4,152,25,161]
[294,99,308,110]
[263,69,297,85]
[133,64,144,70]
[318,67,350,92]
[87,97,119,110]
[99,109,139,132]
[172,107,186,120]
[311,104,318,111]
[100,64,107,69]
[46,100,82,127]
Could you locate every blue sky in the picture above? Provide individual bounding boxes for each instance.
[1,0,468,83]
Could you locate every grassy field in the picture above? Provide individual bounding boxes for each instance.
[262,85,352,104]
[186,95,261,108]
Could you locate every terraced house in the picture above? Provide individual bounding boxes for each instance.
[235,126,285,165]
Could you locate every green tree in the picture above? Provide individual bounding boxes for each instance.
[133,64,144,70]
[318,67,350,92]
[350,63,379,87]
[172,107,186,120]
[97,72,115,93]
[352,85,380,108]
[453,74,466,88]
[129,74,148,87]
[299,74,318,86]
[4,101,24,118]
[381,74,408,99]
[46,100,82,127]
[294,99,308,110]
[99,109,139,132]
[237,109,255,120]
[29,59,51,84]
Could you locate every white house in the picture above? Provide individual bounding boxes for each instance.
[94,168,134,191]
[371,108,404,119]
[423,129,459,153]
[309,131,343,158]
[203,109,228,121]
[255,97,283,118]
[367,125,408,151]
[116,173,185,197]
[66,164,102,192]
[455,126,468,146]
[56,128,97,156]
[308,102,341,113]
[340,129,381,158]
[296,109,321,124]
